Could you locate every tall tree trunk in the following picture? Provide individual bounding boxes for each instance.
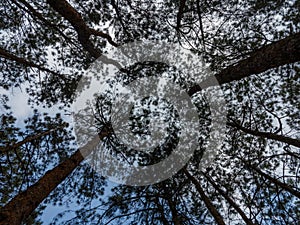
[188,32,300,95]
[183,168,226,225]
[1,2,299,221]
[242,160,300,199]
[0,129,111,225]
[228,122,300,148]
[166,197,181,225]
[153,197,170,225]
[201,172,256,225]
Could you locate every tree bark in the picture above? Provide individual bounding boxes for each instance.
[228,122,300,148]
[0,128,111,225]
[1,2,299,221]
[46,0,118,56]
[166,197,181,225]
[242,160,300,199]
[201,172,256,225]
[188,32,300,95]
[183,168,226,225]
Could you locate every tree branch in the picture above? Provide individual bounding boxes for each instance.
[0,47,61,76]
[228,121,300,148]
[0,123,67,154]
[46,0,118,59]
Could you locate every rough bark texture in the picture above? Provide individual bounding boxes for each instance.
[202,172,256,225]
[188,32,300,95]
[183,168,226,225]
[0,129,111,225]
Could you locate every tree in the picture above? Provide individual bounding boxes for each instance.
[0,0,299,224]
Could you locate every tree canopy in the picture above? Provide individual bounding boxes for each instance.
[0,0,299,225]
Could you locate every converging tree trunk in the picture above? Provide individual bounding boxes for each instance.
[201,172,256,225]
[1,1,300,224]
[183,168,226,225]
[242,160,300,199]
[0,129,110,225]
[228,122,300,148]
[188,32,300,95]
[1,29,299,223]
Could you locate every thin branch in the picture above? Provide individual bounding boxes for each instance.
[0,123,67,154]
[0,47,62,76]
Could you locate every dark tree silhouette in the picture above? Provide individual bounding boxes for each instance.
[0,0,299,224]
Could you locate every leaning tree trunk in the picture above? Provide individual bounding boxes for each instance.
[228,122,300,148]
[242,160,300,199]
[188,32,300,95]
[183,168,226,225]
[0,129,111,225]
[201,172,257,225]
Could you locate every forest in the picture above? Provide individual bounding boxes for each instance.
[0,0,300,224]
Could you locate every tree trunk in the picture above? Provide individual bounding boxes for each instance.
[201,172,256,225]
[242,160,300,199]
[228,122,300,148]
[166,197,181,225]
[183,168,226,225]
[188,32,300,95]
[0,128,111,225]
[1,2,299,222]
[46,0,117,56]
